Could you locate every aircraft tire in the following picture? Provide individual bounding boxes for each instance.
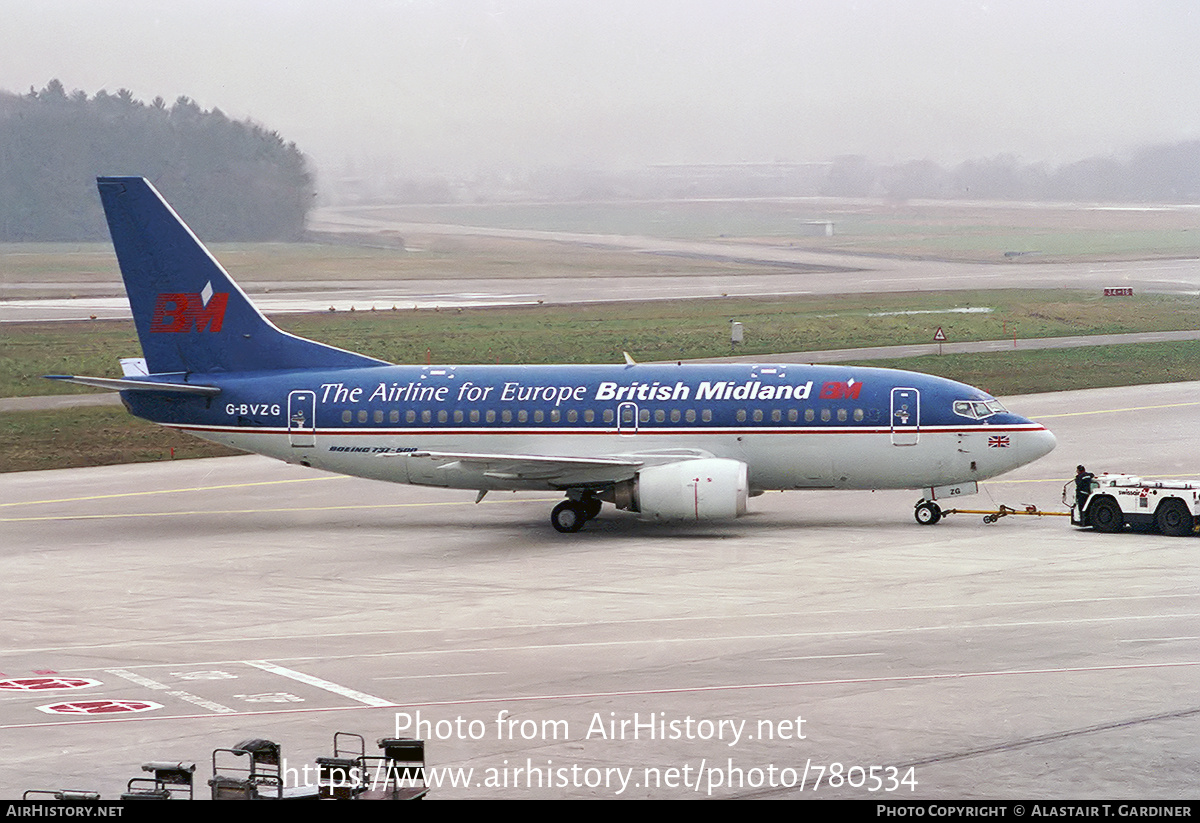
[1155,499,1193,537]
[914,501,941,526]
[552,501,586,533]
[1088,496,1124,533]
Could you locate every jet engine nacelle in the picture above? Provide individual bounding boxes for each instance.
[619,458,749,521]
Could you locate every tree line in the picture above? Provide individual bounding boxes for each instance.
[0,80,314,242]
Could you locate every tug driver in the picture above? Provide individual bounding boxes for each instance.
[1074,465,1096,512]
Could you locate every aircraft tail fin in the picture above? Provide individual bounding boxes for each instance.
[96,177,387,375]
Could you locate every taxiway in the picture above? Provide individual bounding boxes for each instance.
[1,382,1197,798]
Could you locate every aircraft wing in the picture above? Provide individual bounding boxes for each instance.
[396,450,645,486]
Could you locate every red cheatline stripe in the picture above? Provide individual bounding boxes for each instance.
[167,424,1048,436]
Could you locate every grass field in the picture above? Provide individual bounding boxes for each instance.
[7,289,1200,398]
[0,406,242,473]
[854,341,1200,396]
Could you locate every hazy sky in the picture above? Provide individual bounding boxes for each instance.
[5,0,1200,177]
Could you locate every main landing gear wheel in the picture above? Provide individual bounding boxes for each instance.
[551,501,587,533]
[914,501,942,526]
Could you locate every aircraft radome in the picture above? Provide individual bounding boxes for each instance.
[49,177,1056,532]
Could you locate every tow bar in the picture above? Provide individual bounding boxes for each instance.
[942,504,1072,524]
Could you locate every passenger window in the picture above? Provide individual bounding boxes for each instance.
[470,410,479,423]
[670,409,681,423]
[374,410,384,423]
[788,409,798,422]
[584,409,594,423]
[853,408,864,422]
[752,409,763,422]
[805,409,815,422]
[357,410,368,423]
[736,410,747,422]
[550,410,560,423]
[389,410,399,423]
[702,409,712,422]
[406,410,416,423]
[604,409,615,423]
[438,410,448,423]
[685,409,696,423]
[518,410,528,423]
[567,410,578,423]
[342,410,352,423]
[503,410,513,423]
[820,409,831,422]
[837,408,848,422]
[534,410,544,423]
[639,409,649,423]
[486,410,495,423]
[421,410,431,423]
[771,409,781,422]
[655,409,666,423]
[453,410,463,423]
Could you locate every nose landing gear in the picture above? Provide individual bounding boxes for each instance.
[914,500,942,526]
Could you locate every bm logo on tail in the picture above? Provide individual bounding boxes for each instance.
[150,281,229,333]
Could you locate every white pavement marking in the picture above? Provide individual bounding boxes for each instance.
[106,669,168,689]
[165,691,236,713]
[107,668,235,712]
[245,660,395,707]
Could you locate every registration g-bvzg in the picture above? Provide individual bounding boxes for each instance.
[226,403,281,416]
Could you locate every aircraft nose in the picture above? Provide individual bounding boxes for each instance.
[1023,423,1057,462]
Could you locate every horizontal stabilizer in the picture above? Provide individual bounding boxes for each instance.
[44,375,221,396]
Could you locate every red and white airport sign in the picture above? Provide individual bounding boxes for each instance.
[37,699,162,715]
[933,326,947,354]
[0,677,101,691]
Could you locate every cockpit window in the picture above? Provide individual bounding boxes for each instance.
[953,399,1008,419]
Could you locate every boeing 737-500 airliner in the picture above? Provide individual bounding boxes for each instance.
[49,177,1056,532]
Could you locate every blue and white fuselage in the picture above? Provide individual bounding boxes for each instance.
[53,178,1055,532]
[134,362,1052,493]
